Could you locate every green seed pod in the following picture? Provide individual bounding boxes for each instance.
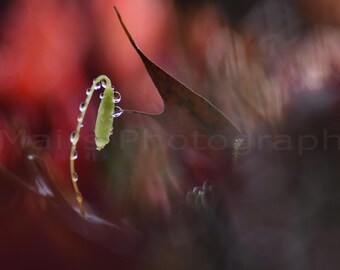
[94,87,114,150]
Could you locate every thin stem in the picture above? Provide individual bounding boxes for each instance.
[70,75,112,218]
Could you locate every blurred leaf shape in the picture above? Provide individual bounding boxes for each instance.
[115,7,241,185]
[115,7,240,139]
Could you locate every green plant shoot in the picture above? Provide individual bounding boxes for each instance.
[70,75,122,218]
[95,84,114,151]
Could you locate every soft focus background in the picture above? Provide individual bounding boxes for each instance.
[1,0,340,269]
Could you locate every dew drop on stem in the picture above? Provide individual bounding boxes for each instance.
[71,149,78,160]
[94,81,101,90]
[99,92,104,99]
[85,88,91,96]
[113,91,121,103]
[100,80,107,89]
[79,102,86,112]
[70,130,79,144]
[72,172,78,182]
[113,106,124,118]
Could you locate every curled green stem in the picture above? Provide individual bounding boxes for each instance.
[70,75,111,218]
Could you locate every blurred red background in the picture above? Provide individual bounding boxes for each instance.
[1,0,340,269]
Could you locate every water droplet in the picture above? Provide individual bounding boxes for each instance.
[71,149,78,160]
[77,114,82,122]
[101,79,107,89]
[70,130,79,144]
[72,172,78,182]
[113,91,121,103]
[113,106,124,118]
[27,154,34,160]
[85,88,91,96]
[70,131,75,143]
[93,80,101,90]
[99,92,104,99]
[79,102,86,112]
